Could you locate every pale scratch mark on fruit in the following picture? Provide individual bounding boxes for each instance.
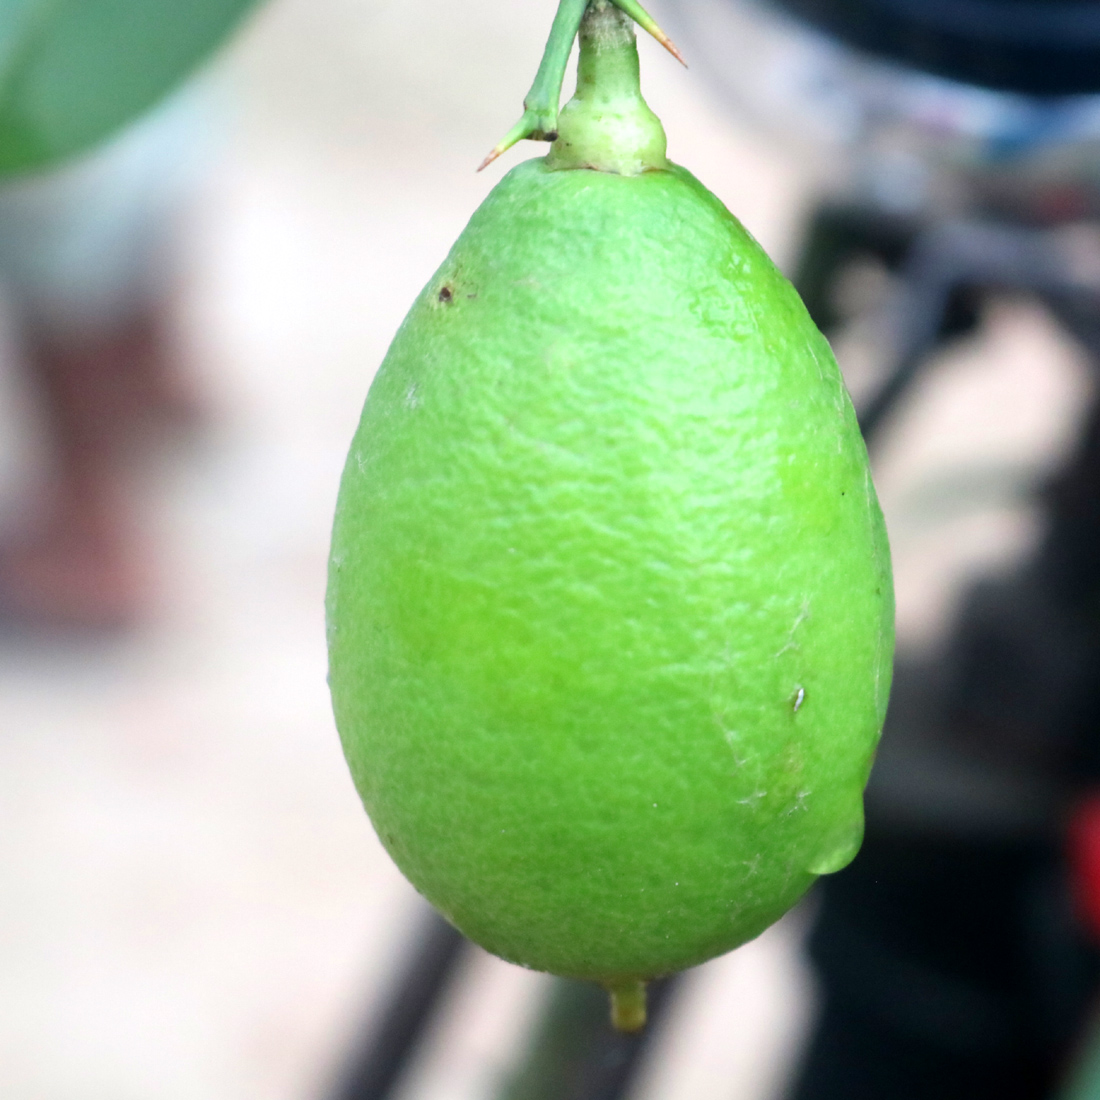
[722,726,749,769]
[737,789,765,809]
[405,384,421,409]
[808,339,830,385]
[863,465,877,521]
[741,854,761,877]
[792,686,805,712]
[774,600,810,657]
[874,650,888,718]
[784,789,810,817]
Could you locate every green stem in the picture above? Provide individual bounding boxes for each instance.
[478,0,684,171]
[477,0,586,172]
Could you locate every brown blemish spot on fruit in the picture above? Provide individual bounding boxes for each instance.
[438,286,454,303]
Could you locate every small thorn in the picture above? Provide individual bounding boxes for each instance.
[477,110,544,172]
[609,0,687,66]
[657,32,688,67]
[477,147,503,172]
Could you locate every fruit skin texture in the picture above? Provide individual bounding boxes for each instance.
[327,156,894,982]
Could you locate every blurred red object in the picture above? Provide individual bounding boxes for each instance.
[1067,795,1100,941]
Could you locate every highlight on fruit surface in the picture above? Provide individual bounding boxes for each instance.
[327,0,895,1033]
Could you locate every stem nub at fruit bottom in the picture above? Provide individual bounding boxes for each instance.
[605,979,647,1032]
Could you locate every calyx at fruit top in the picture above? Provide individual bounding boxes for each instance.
[478,0,682,172]
[546,1,668,175]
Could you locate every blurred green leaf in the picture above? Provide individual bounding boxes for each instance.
[0,0,262,175]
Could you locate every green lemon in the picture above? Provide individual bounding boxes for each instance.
[327,0,893,1023]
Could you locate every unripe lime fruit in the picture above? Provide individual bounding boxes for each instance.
[327,0,893,1012]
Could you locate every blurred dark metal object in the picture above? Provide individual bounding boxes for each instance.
[786,201,1100,1100]
[327,901,680,1100]
[789,821,1099,1100]
[795,203,1100,824]
[796,206,983,358]
[774,0,1100,96]
[328,909,469,1100]
[664,0,1100,227]
[497,976,680,1100]
[847,216,1100,442]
